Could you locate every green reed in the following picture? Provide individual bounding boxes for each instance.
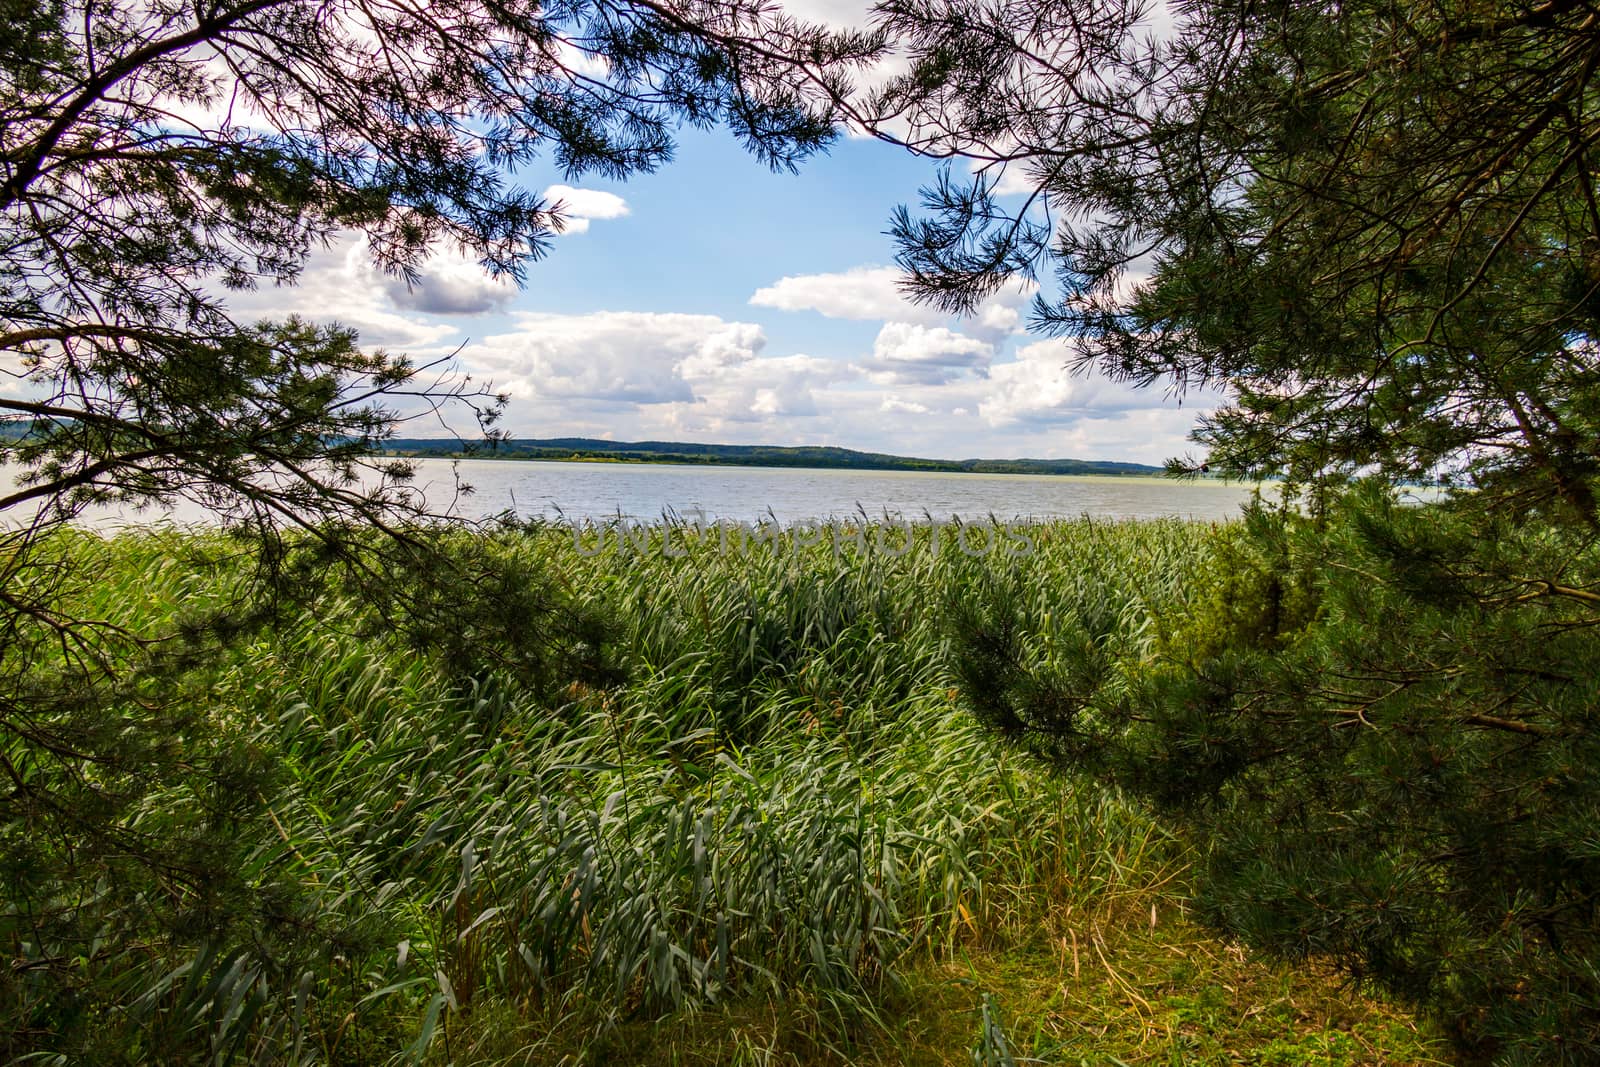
[2,517,1213,1063]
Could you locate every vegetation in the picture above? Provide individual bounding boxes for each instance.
[383,437,1164,476]
[951,493,1600,1063]
[877,0,1600,505]
[0,0,910,770]
[1,517,1446,1064]
[0,15,880,1061]
[1,0,886,661]
[9,0,1600,1061]
[868,1,1600,1060]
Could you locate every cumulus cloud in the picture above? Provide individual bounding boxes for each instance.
[460,310,855,433]
[750,264,1033,341]
[552,38,612,78]
[978,301,1023,334]
[980,339,1206,426]
[860,321,993,384]
[544,184,630,235]
[698,353,848,420]
[963,157,1043,199]
[751,265,930,322]
[220,235,462,351]
[1002,407,1205,466]
[772,0,914,129]
[433,307,1211,463]
[777,0,874,29]
[378,246,517,315]
[467,311,757,405]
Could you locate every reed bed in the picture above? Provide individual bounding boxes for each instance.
[3,517,1322,1063]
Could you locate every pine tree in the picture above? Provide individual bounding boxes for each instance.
[886,1,1600,1057]
[876,0,1600,515]
[1,3,881,1056]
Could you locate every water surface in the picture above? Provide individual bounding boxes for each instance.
[6,457,1263,528]
[414,459,1257,523]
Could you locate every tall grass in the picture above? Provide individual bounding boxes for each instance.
[2,517,1214,1063]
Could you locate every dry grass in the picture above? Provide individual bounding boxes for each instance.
[445,891,1449,1065]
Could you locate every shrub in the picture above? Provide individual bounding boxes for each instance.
[950,488,1600,1062]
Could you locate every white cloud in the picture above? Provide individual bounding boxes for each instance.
[777,0,874,29]
[379,246,517,315]
[461,311,854,433]
[687,352,851,422]
[979,301,1023,334]
[981,339,1116,425]
[860,321,992,384]
[749,264,1033,340]
[552,38,612,79]
[751,265,930,322]
[979,339,1206,426]
[992,166,1039,197]
[468,311,754,405]
[544,184,630,236]
[1005,407,1205,467]
[1136,0,1179,43]
[437,307,1213,464]
[773,0,913,128]
[220,236,462,351]
[965,159,1042,199]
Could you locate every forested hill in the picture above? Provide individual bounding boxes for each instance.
[382,436,1164,476]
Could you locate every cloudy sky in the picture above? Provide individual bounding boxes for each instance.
[230,7,1207,465]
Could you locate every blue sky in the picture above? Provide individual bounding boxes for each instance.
[236,99,1213,465]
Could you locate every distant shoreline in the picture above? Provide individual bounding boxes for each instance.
[0,422,1174,478]
[380,437,1170,478]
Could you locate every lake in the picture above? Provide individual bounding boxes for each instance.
[399,459,1259,523]
[6,457,1265,528]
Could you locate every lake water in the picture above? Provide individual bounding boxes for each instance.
[6,458,1264,528]
[399,459,1258,523]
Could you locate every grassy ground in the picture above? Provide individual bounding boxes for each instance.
[3,519,1452,1064]
[447,844,1448,1067]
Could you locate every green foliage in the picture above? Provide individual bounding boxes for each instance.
[950,490,1600,1062]
[1,520,1198,1064]
[0,527,617,1063]
[0,14,885,1060]
[970,992,1019,1067]
[0,0,883,896]
[2,0,883,541]
[875,2,1600,1057]
[1159,502,1320,662]
[876,0,1600,515]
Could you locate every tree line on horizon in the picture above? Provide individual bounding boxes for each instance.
[383,435,1166,475]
